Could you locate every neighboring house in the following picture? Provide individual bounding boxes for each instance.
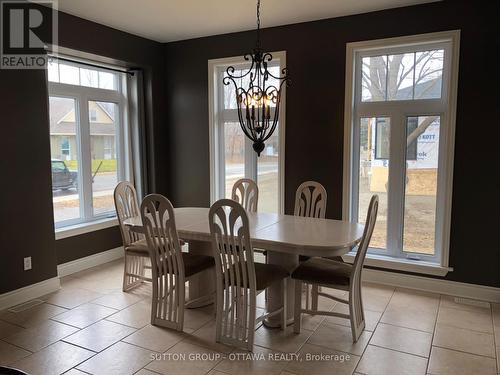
[50,99,116,161]
[365,77,442,195]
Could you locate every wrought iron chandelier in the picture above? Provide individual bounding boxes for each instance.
[223,0,291,156]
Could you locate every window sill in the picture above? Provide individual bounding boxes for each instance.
[341,252,452,276]
[55,217,118,240]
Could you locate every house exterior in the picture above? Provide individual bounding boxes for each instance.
[366,78,442,196]
[368,116,440,195]
[49,99,116,162]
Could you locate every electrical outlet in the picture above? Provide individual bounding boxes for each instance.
[23,257,32,271]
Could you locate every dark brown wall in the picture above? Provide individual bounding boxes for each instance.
[56,227,122,264]
[163,0,499,287]
[0,68,58,293]
[0,9,166,293]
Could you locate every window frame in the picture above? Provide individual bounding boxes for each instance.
[48,58,129,229]
[207,52,287,214]
[343,31,460,272]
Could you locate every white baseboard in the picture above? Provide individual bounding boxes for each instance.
[57,246,124,277]
[0,247,124,311]
[0,277,61,310]
[363,268,500,303]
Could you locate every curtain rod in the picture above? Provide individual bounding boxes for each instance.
[50,55,137,76]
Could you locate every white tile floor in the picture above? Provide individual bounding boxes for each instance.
[0,259,499,375]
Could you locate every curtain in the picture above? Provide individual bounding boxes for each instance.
[126,69,148,199]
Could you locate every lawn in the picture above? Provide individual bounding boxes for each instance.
[65,159,117,173]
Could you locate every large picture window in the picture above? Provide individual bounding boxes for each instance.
[47,57,129,228]
[344,31,460,271]
[208,53,286,214]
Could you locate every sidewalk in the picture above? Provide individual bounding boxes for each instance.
[53,189,113,203]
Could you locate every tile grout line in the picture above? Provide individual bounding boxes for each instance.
[353,285,396,374]
[430,343,497,360]
[0,337,34,354]
[367,342,430,359]
[8,339,100,372]
[424,294,442,374]
[428,322,495,336]
[491,302,499,374]
[59,338,100,354]
[375,320,434,334]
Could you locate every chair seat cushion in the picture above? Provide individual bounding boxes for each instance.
[323,256,344,262]
[125,240,149,256]
[126,238,187,256]
[299,255,344,262]
[255,263,289,290]
[222,262,289,291]
[291,257,352,287]
[182,253,215,277]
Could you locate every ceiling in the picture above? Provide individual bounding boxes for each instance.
[58,0,439,43]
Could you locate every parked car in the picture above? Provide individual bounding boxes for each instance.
[51,159,77,191]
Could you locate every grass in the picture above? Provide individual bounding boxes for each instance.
[65,159,117,173]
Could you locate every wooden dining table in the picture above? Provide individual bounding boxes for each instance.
[124,207,364,327]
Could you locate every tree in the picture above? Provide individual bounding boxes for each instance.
[362,51,443,146]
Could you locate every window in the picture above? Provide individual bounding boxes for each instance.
[375,117,418,161]
[89,108,98,122]
[344,31,460,270]
[48,57,129,228]
[60,138,70,160]
[208,53,286,213]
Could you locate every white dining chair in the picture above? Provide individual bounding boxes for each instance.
[294,181,328,308]
[292,195,379,342]
[209,199,288,351]
[294,181,327,219]
[231,178,258,213]
[231,178,267,264]
[141,194,215,331]
[114,181,151,291]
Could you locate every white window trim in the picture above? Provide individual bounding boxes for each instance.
[55,217,118,240]
[342,31,460,275]
[48,58,131,230]
[207,51,287,214]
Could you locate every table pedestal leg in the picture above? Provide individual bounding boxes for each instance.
[186,240,215,308]
[264,251,298,328]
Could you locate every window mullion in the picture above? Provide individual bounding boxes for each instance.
[73,96,85,223]
[386,111,406,257]
[434,111,448,264]
[119,76,130,183]
[216,70,226,200]
[218,121,225,199]
[350,53,363,223]
[244,137,256,181]
[78,95,93,220]
[350,111,361,223]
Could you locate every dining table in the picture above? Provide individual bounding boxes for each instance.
[124,207,364,327]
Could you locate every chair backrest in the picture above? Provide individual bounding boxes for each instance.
[114,181,142,246]
[209,199,257,350]
[294,181,327,218]
[141,194,185,329]
[231,178,258,213]
[351,195,379,282]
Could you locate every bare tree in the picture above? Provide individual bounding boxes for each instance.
[362,50,443,147]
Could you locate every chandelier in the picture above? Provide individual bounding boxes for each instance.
[223,0,291,156]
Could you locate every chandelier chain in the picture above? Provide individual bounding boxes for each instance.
[256,0,261,48]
